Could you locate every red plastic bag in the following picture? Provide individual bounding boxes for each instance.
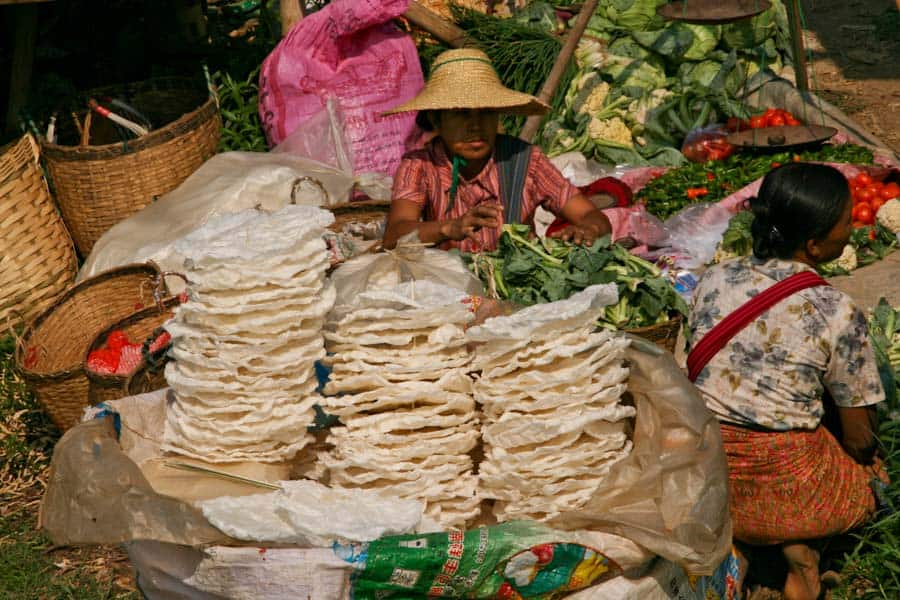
[681,126,734,163]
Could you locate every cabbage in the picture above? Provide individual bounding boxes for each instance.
[609,36,651,60]
[679,57,745,96]
[721,5,777,49]
[631,23,721,62]
[598,0,660,31]
[600,55,668,92]
[513,1,559,34]
[681,24,721,61]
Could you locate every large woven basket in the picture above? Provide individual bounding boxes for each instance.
[0,135,78,332]
[41,77,221,256]
[85,296,179,406]
[328,199,391,233]
[15,263,165,431]
[625,313,683,355]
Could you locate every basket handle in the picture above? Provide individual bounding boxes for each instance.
[290,176,328,205]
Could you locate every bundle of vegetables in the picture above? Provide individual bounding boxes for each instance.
[459,224,688,329]
[636,143,875,219]
[868,298,900,410]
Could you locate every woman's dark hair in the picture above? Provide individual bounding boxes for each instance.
[415,110,436,132]
[749,162,850,259]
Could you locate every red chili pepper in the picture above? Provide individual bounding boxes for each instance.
[686,187,709,199]
[869,228,877,241]
[706,172,715,181]
[771,162,782,169]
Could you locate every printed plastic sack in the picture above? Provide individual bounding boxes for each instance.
[78,151,353,286]
[663,203,735,269]
[544,338,733,576]
[329,232,485,309]
[259,0,424,176]
[351,522,625,599]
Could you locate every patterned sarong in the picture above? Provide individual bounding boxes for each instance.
[720,423,879,545]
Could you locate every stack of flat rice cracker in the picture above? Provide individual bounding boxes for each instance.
[468,286,634,522]
[162,205,335,463]
[320,281,481,529]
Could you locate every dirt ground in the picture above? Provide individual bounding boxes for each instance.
[801,0,900,153]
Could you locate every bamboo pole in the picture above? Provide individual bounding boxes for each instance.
[403,1,467,48]
[280,0,304,36]
[518,0,600,142]
[785,0,809,92]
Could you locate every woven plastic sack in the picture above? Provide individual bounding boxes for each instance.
[259,0,423,176]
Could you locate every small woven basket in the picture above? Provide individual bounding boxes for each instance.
[14,263,165,431]
[41,77,221,256]
[85,296,180,406]
[0,135,78,332]
[328,199,391,232]
[625,313,683,355]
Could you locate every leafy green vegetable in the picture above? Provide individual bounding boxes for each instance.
[597,0,662,32]
[681,24,722,61]
[715,210,755,260]
[460,225,688,329]
[636,144,875,219]
[868,298,900,411]
[851,223,898,267]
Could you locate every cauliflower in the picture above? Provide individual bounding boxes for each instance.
[819,244,857,276]
[877,198,900,234]
[627,88,674,127]
[588,116,633,146]
[577,81,611,116]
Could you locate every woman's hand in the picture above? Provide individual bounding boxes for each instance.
[547,222,602,246]
[441,203,502,241]
[838,405,880,465]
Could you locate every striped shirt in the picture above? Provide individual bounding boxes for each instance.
[391,138,578,252]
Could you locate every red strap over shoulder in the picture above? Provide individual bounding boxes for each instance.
[686,270,829,382]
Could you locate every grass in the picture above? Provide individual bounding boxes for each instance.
[0,336,137,599]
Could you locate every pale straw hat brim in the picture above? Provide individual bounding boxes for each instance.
[385,49,549,116]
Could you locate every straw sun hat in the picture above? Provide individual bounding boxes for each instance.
[386,48,549,116]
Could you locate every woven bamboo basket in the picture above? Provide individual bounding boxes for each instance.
[85,296,179,405]
[625,313,683,355]
[0,135,78,332]
[41,77,221,256]
[14,263,165,431]
[327,199,392,233]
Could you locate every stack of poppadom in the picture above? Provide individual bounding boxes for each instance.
[468,285,634,522]
[320,281,481,529]
[162,205,335,463]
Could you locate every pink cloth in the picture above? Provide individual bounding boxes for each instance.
[259,0,424,175]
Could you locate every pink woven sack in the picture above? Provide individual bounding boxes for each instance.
[259,0,424,176]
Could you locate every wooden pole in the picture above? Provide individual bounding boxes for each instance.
[403,1,467,48]
[280,0,304,37]
[518,0,600,142]
[785,0,809,92]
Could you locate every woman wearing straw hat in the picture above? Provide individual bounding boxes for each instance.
[382,48,613,252]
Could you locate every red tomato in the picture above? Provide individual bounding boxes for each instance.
[856,172,873,186]
[764,108,778,118]
[853,221,867,229]
[785,116,802,126]
[768,115,786,127]
[749,116,767,129]
[855,204,874,225]
[871,197,886,214]
[857,188,875,202]
[879,182,900,200]
[771,162,782,169]
[869,228,877,241]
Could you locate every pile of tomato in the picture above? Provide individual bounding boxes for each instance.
[726,108,803,132]
[848,172,899,228]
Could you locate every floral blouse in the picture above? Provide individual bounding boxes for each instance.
[687,257,884,431]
